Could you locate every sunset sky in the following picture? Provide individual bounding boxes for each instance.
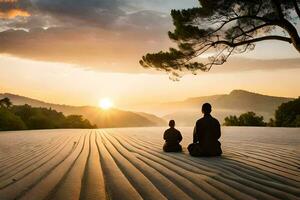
[0,0,300,108]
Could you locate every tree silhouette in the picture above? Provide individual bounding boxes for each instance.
[224,111,266,126]
[0,99,96,130]
[275,97,300,127]
[140,0,300,80]
[0,98,12,108]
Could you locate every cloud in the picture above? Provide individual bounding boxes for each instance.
[0,0,18,3]
[0,0,299,74]
[0,0,126,28]
[0,8,30,19]
[0,15,172,73]
[0,0,31,19]
[1,24,299,74]
[0,0,176,72]
[121,0,199,13]
[34,0,125,27]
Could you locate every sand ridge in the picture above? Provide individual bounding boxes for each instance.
[0,127,299,200]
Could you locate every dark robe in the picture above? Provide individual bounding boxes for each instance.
[163,128,182,152]
[188,114,222,156]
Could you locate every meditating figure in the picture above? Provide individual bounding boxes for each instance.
[188,103,222,156]
[163,120,182,152]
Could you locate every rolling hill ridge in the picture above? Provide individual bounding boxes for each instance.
[0,93,166,128]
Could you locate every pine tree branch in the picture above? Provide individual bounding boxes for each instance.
[213,35,292,48]
[292,0,300,18]
[271,0,284,19]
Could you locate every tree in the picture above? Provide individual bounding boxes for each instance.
[224,115,240,126]
[140,0,300,80]
[0,98,12,108]
[0,102,96,131]
[65,115,96,128]
[239,112,266,126]
[275,97,300,127]
[10,104,96,130]
[0,108,27,131]
[224,111,266,126]
[267,118,276,127]
[27,114,54,129]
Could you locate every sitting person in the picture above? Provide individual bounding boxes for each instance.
[163,120,182,152]
[188,103,222,157]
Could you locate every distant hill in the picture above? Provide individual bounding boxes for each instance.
[136,112,166,126]
[127,90,294,126]
[1,90,295,126]
[0,93,166,128]
[170,90,294,112]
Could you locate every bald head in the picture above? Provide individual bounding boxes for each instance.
[202,103,212,115]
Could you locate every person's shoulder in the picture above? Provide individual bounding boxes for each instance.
[174,128,181,134]
[211,116,220,125]
[196,117,205,123]
[164,128,171,133]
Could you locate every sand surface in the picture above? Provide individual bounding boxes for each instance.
[0,127,299,200]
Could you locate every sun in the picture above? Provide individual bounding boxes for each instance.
[99,98,113,110]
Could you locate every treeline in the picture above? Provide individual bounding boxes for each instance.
[224,97,300,127]
[0,98,96,131]
[224,112,266,126]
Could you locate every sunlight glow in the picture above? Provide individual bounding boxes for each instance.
[99,98,113,110]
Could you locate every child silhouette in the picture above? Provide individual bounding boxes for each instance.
[163,120,182,152]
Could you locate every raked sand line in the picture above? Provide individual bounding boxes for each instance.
[0,134,70,175]
[0,134,67,171]
[101,132,169,200]
[0,133,82,200]
[18,133,85,200]
[47,132,91,200]
[0,135,71,180]
[128,133,299,186]
[0,136,74,188]
[132,133,300,189]
[118,132,300,197]
[104,133,216,200]
[0,132,66,164]
[135,137,299,187]
[0,128,299,200]
[96,132,143,200]
[116,134,277,200]
[102,132,201,200]
[225,148,300,169]
[80,132,107,200]
[222,144,300,166]
[114,132,298,196]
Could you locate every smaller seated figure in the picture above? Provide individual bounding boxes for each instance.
[163,120,182,152]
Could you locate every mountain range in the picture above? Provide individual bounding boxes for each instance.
[0,93,166,128]
[163,90,293,112]
[0,90,295,127]
[127,90,294,126]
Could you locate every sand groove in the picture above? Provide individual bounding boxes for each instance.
[0,127,299,200]
[0,136,74,189]
[0,135,66,172]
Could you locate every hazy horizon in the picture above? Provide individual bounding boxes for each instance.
[0,88,297,108]
[1,0,300,109]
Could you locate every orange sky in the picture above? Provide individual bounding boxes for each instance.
[0,0,299,108]
[0,53,299,109]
